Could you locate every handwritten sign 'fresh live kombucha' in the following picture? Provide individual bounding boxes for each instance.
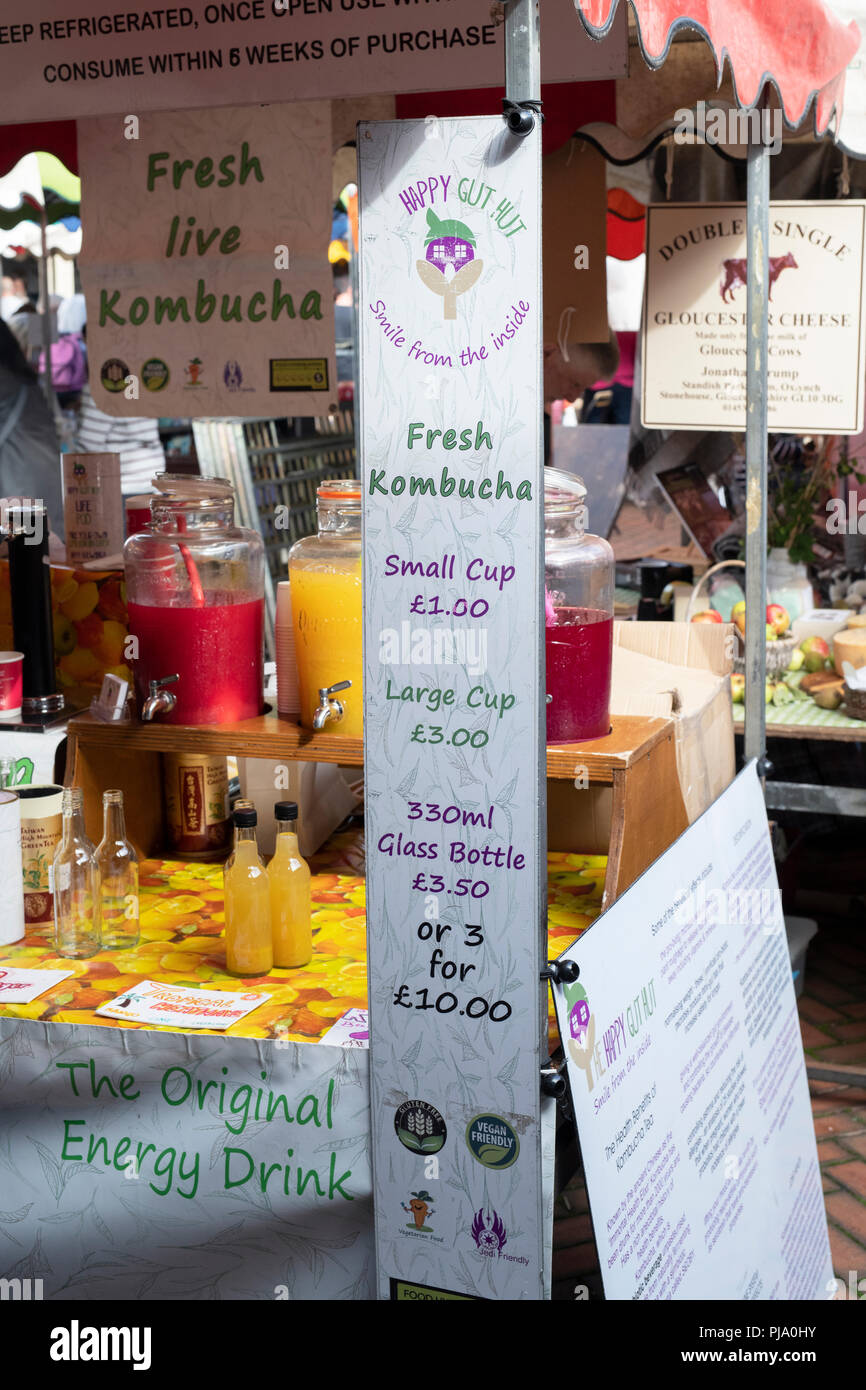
[642,201,866,433]
[359,118,547,1301]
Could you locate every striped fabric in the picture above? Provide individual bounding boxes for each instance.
[75,385,166,495]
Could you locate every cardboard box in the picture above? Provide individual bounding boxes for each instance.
[610,621,735,823]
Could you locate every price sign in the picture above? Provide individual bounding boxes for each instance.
[359,116,546,1300]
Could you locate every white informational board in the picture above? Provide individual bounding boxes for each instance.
[78,102,336,419]
[359,116,547,1301]
[0,0,627,124]
[552,763,833,1302]
[642,202,866,434]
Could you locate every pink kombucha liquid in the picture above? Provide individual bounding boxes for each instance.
[128,597,264,725]
[545,606,612,742]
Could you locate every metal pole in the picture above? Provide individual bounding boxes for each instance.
[504,0,540,102]
[743,106,770,774]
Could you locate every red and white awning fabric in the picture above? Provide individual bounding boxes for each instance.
[575,0,861,133]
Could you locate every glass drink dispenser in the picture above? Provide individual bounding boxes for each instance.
[123,475,265,725]
[288,480,363,738]
[544,469,614,742]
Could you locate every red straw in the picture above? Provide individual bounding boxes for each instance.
[176,513,206,607]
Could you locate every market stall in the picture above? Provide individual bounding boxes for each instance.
[0,0,861,1304]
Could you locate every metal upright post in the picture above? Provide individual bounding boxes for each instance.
[744,106,770,774]
[504,0,540,103]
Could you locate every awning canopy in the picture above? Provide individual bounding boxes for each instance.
[575,0,860,131]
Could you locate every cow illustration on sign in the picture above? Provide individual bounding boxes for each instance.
[416,208,484,320]
[720,252,797,302]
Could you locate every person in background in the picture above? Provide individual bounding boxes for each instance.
[76,379,167,495]
[543,333,620,463]
[0,320,64,539]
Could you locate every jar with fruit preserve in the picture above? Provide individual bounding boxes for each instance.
[288,480,363,737]
[544,470,614,742]
[123,475,265,725]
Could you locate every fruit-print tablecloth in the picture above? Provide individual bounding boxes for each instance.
[0,828,604,1049]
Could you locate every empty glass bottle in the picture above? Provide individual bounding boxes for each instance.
[96,789,139,950]
[53,787,101,959]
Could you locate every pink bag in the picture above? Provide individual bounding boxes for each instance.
[39,333,87,393]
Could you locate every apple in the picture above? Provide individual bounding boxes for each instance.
[800,636,830,673]
[766,602,791,636]
[766,623,778,643]
[730,674,745,703]
[691,610,723,624]
[787,649,805,672]
[765,680,776,704]
[731,600,746,637]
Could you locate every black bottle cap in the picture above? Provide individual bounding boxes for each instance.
[233,808,257,827]
[275,801,299,821]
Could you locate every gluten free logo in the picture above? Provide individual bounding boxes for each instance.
[394,1099,446,1154]
[100,358,129,393]
[466,1114,520,1170]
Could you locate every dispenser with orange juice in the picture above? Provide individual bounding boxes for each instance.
[287,480,363,736]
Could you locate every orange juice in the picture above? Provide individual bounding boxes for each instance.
[268,802,311,968]
[290,565,363,736]
[224,810,272,977]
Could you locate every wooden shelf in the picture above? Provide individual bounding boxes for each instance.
[67,710,675,783]
[67,709,688,910]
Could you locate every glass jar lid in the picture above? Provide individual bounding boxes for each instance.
[544,468,586,515]
[317,479,361,502]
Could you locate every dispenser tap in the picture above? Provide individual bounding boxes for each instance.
[141,674,179,722]
[313,680,352,730]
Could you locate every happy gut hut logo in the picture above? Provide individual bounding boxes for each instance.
[416,208,483,321]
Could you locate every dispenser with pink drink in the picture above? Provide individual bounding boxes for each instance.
[123,475,265,725]
[544,469,614,742]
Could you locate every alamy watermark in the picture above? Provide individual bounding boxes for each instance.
[674,101,783,157]
[0,497,45,545]
[378,621,488,677]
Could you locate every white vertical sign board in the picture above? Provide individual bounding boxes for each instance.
[359,117,546,1301]
[553,764,833,1301]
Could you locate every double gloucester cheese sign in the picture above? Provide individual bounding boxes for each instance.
[359,118,546,1301]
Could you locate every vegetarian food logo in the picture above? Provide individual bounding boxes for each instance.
[416,208,484,321]
[394,1098,447,1154]
[402,1189,436,1233]
[466,1114,520,1170]
[470,1207,507,1255]
[184,356,204,387]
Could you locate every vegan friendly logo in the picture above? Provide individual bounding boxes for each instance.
[416,208,483,321]
[141,357,169,391]
[470,1206,507,1255]
[100,358,129,393]
[394,1098,447,1154]
[466,1114,520,1170]
[402,1189,435,1233]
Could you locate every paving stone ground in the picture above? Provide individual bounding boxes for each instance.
[551,885,866,1301]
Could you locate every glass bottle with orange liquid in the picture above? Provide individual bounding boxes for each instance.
[268,801,312,968]
[288,480,363,737]
[224,807,272,977]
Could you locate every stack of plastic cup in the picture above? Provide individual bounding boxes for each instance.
[275,581,300,719]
